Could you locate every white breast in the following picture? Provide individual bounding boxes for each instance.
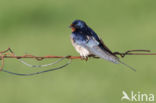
[71,38,90,58]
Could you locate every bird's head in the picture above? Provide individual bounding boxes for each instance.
[70,20,87,32]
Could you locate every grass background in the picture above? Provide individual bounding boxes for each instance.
[0,0,156,103]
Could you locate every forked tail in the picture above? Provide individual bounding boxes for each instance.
[119,60,136,72]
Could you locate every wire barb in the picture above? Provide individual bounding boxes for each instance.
[113,49,153,57]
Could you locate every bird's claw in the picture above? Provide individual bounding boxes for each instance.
[80,56,88,61]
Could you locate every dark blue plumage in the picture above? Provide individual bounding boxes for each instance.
[70,20,118,63]
[70,20,136,71]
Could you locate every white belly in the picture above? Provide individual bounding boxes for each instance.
[74,44,90,57]
[71,39,90,57]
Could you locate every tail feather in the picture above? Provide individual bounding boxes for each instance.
[119,60,136,72]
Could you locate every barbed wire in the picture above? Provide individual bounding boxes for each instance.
[0,48,74,76]
[1,48,156,76]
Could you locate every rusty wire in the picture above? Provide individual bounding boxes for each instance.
[1,48,156,76]
[0,48,73,76]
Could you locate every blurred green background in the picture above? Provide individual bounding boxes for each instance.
[0,0,156,103]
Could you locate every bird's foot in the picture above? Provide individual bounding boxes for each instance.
[80,56,88,61]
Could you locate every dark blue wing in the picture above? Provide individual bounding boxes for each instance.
[87,27,100,42]
[86,27,115,56]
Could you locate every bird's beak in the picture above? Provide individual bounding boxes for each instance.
[69,24,76,32]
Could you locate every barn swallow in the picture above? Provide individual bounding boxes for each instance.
[70,20,136,71]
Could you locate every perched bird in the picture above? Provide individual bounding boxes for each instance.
[70,20,136,71]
